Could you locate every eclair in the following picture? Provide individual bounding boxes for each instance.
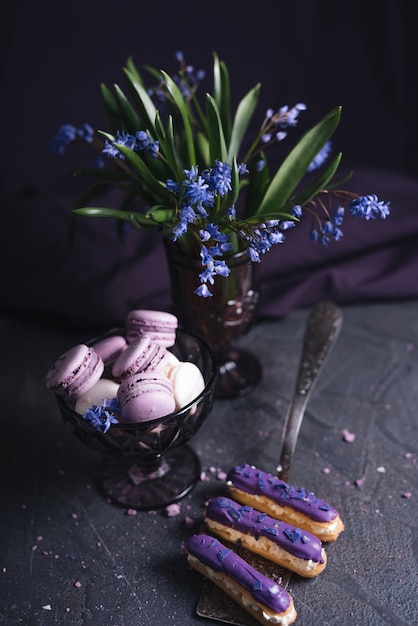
[186,534,297,626]
[227,464,344,542]
[205,496,326,578]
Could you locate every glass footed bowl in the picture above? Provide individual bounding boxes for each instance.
[57,328,218,511]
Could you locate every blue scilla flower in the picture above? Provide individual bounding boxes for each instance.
[51,124,77,155]
[51,123,94,155]
[205,160,232,196]
[276,103,307,127]
[292,205,303,218]
[193,234,233,297]
[135,130,151,149]
[184,174,213,206]
[349,194,390,220]
[134,131,159,158]
[307,140,332,172]
[171,205,197,241]
[102,139,123,159]
[166,179,182,194]
[194,283,213,298]
[201,223,231,244]
[82,397,121,433]
[331,206,344,226]
[311,219,343,246]
[102,131,135,159]
[310,229,330,246]
[102,130,159,160]
[241,221,286,262]
[255,159,267,172]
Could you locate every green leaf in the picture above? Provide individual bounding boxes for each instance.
[154,113,183,179]
[325,169,353,190]
[100,84,121,133]
[113,84,142,133]
[237,211,295,225]
[125,57,145,86]
[205,94,227,162]
[292,152,343,207]
[142,64,163,82]
[123,67,157,132]
[145,205,175,223]
[113,143,171,205]
[213,53,231,142]
[213,52,222,110]
[195,131,210,167]
[73,206,137,220]
[243,154,270,218]
[160,70,196,166]
[72,206,165,230]
[227,83,261,162]
[255,106,342,216]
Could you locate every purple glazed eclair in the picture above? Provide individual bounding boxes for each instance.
[227,464,344,542]
[186,534,297,626]
[205,496,326,577]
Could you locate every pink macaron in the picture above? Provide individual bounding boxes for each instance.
[112,336,172,380]
[92,334,127,369]
[117,372,176,423]
[46,344,104,399]
[125,309,178,347]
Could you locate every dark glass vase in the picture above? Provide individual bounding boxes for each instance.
[164,240,262,398]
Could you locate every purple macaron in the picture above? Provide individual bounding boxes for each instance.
[46,344,104,399]
[117,372,176,423]
[125,309,178,347]
[112,336,172,380]
[92,334,127,374]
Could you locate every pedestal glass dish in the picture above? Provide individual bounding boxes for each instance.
[57,329,217,510]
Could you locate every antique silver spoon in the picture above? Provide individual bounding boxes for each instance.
[277,300,343,481]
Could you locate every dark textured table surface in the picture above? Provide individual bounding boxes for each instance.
[1,301,417,626]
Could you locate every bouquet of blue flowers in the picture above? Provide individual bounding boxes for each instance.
[52,51,390,297]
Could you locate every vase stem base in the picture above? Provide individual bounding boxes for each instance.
[216,347,262,399]
[99,445,201,511]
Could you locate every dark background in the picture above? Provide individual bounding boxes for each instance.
[1,0,418,331]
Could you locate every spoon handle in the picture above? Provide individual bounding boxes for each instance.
[277,301,343,482]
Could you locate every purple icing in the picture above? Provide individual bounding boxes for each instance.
[187,534,291,614]
[206,497,324,563]
[227,464,339,523]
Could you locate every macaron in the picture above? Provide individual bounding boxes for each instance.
[117,372,176,423]
[92,335,127,370]
[112,336,172,380]
[167,361,205,409]
[75,378,120,415]
[125,309,178,347]
[46,344,104,399]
